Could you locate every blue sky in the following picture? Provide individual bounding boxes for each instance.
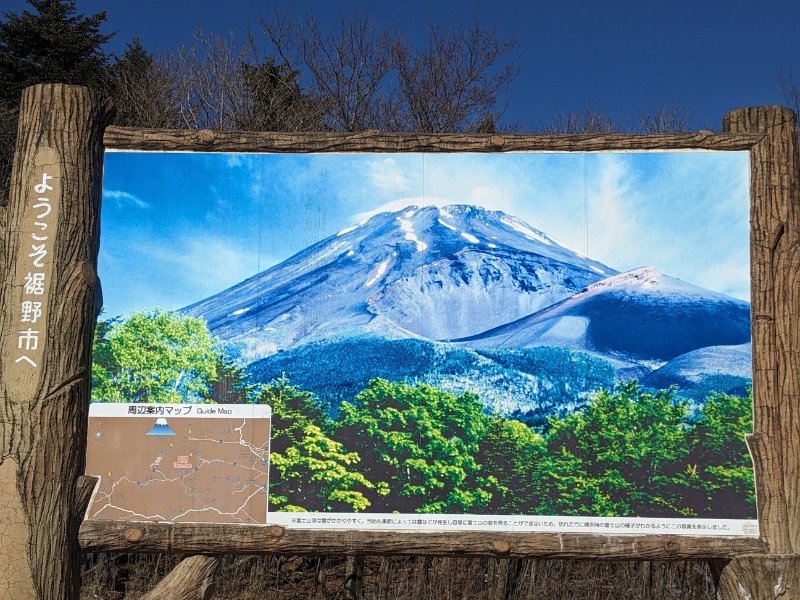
[99,150,750,316]
[4,0,799,131]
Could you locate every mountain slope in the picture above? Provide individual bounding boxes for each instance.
[185,204,616,361]
[247,336,618,426]
[456,267,751,364]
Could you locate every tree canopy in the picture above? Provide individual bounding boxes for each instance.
[258,377,375,512]
[0,0,112,104]
[87,309,756,517]
[91,310,218,403]
[337,379,498,513]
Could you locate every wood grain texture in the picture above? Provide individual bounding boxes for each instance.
[102,125,764,153]
[723,106,800,556]
[139,555,219,600]
[0,84,113,600]
[718,555,800,600]
[78,519,767,560]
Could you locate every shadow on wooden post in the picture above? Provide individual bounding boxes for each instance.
[0,84,113,600]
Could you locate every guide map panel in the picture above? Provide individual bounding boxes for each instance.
[86,403,271,524]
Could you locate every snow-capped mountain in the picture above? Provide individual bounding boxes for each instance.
[184,204,751,419]
[184,204,616,360]
[455,267,751,364]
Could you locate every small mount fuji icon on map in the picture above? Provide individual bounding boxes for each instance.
[146,418,176,436]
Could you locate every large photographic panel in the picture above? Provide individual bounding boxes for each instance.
[90,149,756,535]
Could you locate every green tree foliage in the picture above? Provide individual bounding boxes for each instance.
[208,353,259,404]
[91,310,218,403]
[478,416,545,513]
[88,310,755,519]
[539,381,691,517]
[0,0,112,104]
[686,389,756,518]
[338,379,497,513]
[257,378,374,512]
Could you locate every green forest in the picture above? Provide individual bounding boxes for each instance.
[91,310,756,519]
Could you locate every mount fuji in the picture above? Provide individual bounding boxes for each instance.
[184,204,751,420]
[184,204,616,360]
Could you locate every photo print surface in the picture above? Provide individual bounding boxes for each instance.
[91,149,756,534]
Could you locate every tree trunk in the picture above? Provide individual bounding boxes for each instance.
[313,556,326,600]
[0,84,113,599]
[718,555,800,599]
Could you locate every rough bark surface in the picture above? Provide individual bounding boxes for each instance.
[78,519,767,559]
[0,84,113,599]
[344,555,364,600]
[103,125,763,153]
[717,108,800,596]
[718,555,800,599]
[139,555,220,600]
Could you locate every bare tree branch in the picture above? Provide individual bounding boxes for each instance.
[543,105,616,134]
[636,105,694,134]
[261,10,394,132]
[390,20,519,133]
[103,38,181,129]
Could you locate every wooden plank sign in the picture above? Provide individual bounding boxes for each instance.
[4,148,61,401]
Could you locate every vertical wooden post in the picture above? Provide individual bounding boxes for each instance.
[719,106,800,598]
[344,556,364,600]
[0,84,113,599]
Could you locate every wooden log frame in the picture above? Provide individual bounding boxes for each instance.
[1,85,798,598]
[87,111,797,564]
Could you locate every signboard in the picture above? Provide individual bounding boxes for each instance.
[92,149,756,536]
[85,403,271,524]
[5,148,61,400]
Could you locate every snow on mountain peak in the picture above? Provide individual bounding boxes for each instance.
[499,214,553,246]
[185,202,620,353]
[581,266,739,302]
[437,218,457,231]
[398,217,427,251]
[365,254,395,287]
[586,266,663,292]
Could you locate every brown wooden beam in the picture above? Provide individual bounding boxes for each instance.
[140,555,220,600]
[102,125,764,153]
[78,519,767,560]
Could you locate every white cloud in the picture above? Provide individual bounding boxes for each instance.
[226,154,244,168]
[103,189,151,209]
[368,158,411,191]
[585,157,639,268]
[469,185,505,205]
[696,255,751,301]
